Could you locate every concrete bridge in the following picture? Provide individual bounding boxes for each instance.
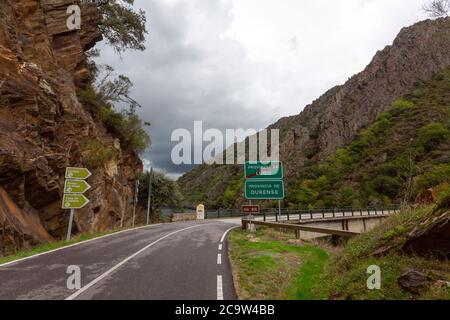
[241,208,398,240]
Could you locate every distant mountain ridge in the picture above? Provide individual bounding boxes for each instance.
[179,17,450,208]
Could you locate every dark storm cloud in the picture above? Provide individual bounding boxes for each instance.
[96,0,272,178]
[95,0,426,178]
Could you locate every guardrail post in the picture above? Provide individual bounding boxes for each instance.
[332,208,335,218]
[381,208,384,215]
[263,211,266,222]
[275,212,278,222]
[287,210,290,221]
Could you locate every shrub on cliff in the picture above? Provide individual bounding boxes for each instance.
[80,138,117,169]
[97,107,150,154]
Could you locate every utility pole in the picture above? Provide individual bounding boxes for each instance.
[146,168,153,225]
[132,179,139,227]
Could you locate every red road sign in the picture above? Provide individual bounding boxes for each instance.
[241,205,260,214]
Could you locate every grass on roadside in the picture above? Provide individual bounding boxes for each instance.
[315,198,450,300]
[228,227,330,300]
[0,228,128,265]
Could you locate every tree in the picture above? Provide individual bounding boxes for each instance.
[83,0,148,54]
[138,171,185,220]
[423,0,450,17]
[96,65,143,115]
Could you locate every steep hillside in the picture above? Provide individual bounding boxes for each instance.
[179,17,450,209]
[0,1,142,255]
[286,67,450,208]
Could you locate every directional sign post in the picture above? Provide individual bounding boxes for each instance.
[244,161,283,180]
[245,180,285,200]
[62,194,90,209]
[244,161,285,222]
[65,167,92,180]
[64,180,91,194]
[63,167,91,241]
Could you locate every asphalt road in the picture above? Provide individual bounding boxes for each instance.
[0,221,238,300]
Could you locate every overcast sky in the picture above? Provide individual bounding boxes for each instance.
[96,0,428,179]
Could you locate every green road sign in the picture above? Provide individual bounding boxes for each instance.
[64,180,91,194]
[244,161,283,180]
[62,194,90,209]
[65,167,92,180]
[245,180,285,200]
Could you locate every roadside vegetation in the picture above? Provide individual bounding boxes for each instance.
[229,187,450,300]
[228,228,330,300]
[137,171,185,223]
[315,189,450,300]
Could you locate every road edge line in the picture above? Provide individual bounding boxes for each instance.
[0,223,162,268]
[220,226,237,243]
[65,224,205,300]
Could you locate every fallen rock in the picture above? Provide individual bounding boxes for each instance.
[402,196,450,259]
[398,270,432,294]
[415,188,437,205]
[433,280,450,289]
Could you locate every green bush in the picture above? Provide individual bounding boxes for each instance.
[415,164,450,193]
[370,175,403,199]
[418,123,450,152]
[97,107,150,153]
[80,138,117,169]
[392,98,415,112]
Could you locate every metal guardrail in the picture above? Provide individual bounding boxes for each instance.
[206,206,400,220]
[241,220,361,238]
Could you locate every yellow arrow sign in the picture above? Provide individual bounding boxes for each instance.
[62,194,90,209]
[65,167,92,180]
[64,180,91,194]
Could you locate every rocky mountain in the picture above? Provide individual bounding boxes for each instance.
[0,0,142,255]
[179,17,450,208]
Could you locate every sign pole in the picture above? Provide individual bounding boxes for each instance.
[66,209,75,241]
[63,167,91,241]
[146,168,153,225]
[278,200,281,222]
[132,179,139,227]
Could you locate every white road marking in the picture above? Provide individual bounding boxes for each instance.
[218,244,222,251]
[217,275,223,300]
[65,224,205,300]
[0,223,162,268]
[217,253,222,265]
[220,226,238,243]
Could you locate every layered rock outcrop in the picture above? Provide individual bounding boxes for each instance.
[0,0,142,255]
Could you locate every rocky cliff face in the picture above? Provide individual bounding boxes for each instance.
[273,18,450,174]
[179,17,450,207]
[0,0,142,255]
